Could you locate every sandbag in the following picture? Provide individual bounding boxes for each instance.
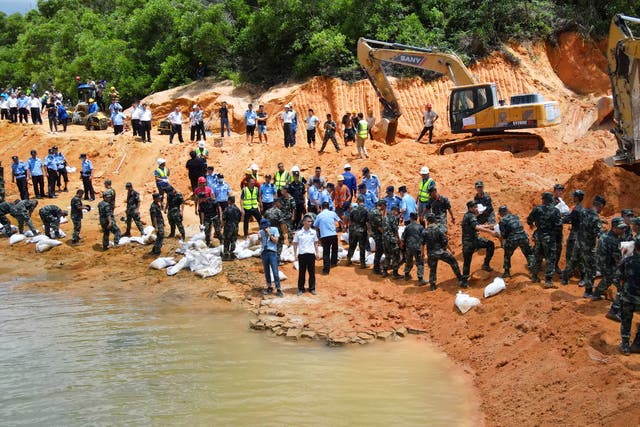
[269,269,287,282]
[35,238,62,253]
[66,166,76,173]
[251,247,262,257]
[129,236,146,245]
[141,233,156,244]
[24,230,34,237]
[59,216,68,224]
[237,248,254,259]
[167,256,190,276]
[150,257,176,270]
[484,277,506,298]
[369,237,376,253]
[247,233,260,246]
[455,291,481,314]
[194,257,222,278]
[555,199,570,215]
[27,234,49,244]
[293,260,299,270]
[118,236,131,245]
[9,234,26,245]
[621,241,635,259]
[280,245,295,262]
[143,225,155,235]
[190,232,205,242]
[340,231,349,243]
[477,204,487,214]
[493,224,501,237]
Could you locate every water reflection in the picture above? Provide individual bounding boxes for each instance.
[0,284,473,426]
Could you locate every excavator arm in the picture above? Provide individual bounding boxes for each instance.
[608,14,640,165]
[357,37,477,144]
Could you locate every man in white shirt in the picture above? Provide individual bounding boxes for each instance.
[281,103,295,148]
[139,103,152,143]
[130,101,142,137]
[293,214,319,295]
[416,103,439,144]
[29,94,43,125]
[166,107,184,144]
[304,109,320,148]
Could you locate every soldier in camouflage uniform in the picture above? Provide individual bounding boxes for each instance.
[618,237,640,355]
[562,189,585,281]
[124,182,144,236]
[222,196,242,260]
[0,160,5,202]
[149,193,164,255]
[621,209,635,242]
[199,193,220,248]
[461,201,496,288]
[70,189,90,244]
[424,213,463,290]
[98,194,121,250]
[369,200,386,274]
[428,187,455,233]
[11,199,38,235]
[633,217,640,239]
[39,204,66,239]
[0,201,14,236]
[592,217,627,322]
[264,198,287,262]
[498,205,533,278]
[382,205,402,279]
[279,185,296,242]
[103,180,116,210]
[346,195,369,268]
[527,192,562,288]
[401,212,426,284]
[165,186,186,240]
[562,195,605,297]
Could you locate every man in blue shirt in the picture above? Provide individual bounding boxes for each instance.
[361,167,380,197]
[79,154,95,201]
[259,173,277,213]
[112,106,126,135]
[342,163,357,201]
[17,93,30,123]
[44,148,58,198]
[321,183,335,210]
[244,103,257,145]
[259,218,283,297]
[399,185,417,224]
[307,178,322,214]
[213,174,231,211]
[11,156,29,200]
[384,186,402,212]
[205,166,218,191]
[27,150,45,199]
[313,201,342,274]
[357,183,378,210]
[53,146,68,192]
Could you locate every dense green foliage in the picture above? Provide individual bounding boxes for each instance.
[0,0,637,104]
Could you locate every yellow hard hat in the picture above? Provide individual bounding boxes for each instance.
[337,175,344,181]
[88,98,94,102]
[110,86,115,90]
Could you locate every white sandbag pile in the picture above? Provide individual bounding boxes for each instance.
[484,277,506,298]
[121,227,157,245]
[161,235,224,278]
[9,234,26,245]
[149,257,176,270]
[455,291,481,314]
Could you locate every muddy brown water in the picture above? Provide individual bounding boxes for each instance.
[0,280,475,426]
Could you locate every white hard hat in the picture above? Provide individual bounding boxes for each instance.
[250,163,259,171]
[198,141,205,148]
[192,104,199,109]
[291,165,300,172]
[344,163,351,170]
[157,158,166,165]
[420,166,430,174]
[285,103,291,108]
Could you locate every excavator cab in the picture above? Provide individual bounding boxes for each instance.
[449,84,495,133]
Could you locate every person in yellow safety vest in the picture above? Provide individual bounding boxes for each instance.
[356,112,369,159]
[154,158,170,209]
[417,166,435,224]
[241,178,262,237]
[195,140,209,161]
[274,162,291,191]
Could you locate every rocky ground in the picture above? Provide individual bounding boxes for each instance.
[2,33,640,426]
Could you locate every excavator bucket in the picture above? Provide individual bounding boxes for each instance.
[380,118,399,144]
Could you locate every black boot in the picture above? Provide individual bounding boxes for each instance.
[391,270,403,279]
[620,340,630,356]
[583,287,593,298]
[605,306,622,322]
[591,289,604,301]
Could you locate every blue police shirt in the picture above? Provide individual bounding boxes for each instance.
[313,209,340,238]
[27,157,44,176]
[260,182,276,203]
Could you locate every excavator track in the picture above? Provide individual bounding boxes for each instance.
[438,132,547,155]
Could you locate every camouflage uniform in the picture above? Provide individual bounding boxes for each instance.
[280,195,296,242]
[222,204,242,259]
[199,197,220,247]
[98,200,121,249]
[166,191,186,240]
[264,205,286,259]
[461,211,495,282]
[11,200,38,234]
[368,207,384,273]
[429,195,451,232]
[103,187,116,210]
[70,194,84,243]
[424,223,462,287]
[0,201,13,236]
[595,230,622,296]
[382,212,401,276]
[563,203,583,272]
[619,250,640,353]
[474,192,495,224]
[149,202,164,254]
[346,203,369,266]
[499,213,533,276]
[39,205,63,238]
[527,203,562,283]
[125,189,144,235]
[402,220,425,280]
[563,208,602,292]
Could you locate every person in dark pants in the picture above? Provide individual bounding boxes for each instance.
[54,146,68,192]
[460,201,496,287]
[259,218,283,297]
[288,166,306,229]
[27,150,45,199]
[130,101,141,137]
[139,103,152,143]
[166,107,184,144]
[293,214,319,295]
[150,193,164,254]
[11,156,29,200]
[185,150,206,193]
[241,178,262,237]
[44,149,58,198]
[313,202,342,274]
[79,154,95,201]
[219,101,231,137]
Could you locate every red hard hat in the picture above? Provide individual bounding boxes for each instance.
[426,103,432,108]
[198,177,206,183]
[75,75,81,81]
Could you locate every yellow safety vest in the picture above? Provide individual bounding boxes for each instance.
[358,119,368,139]
[195,148,208,157]
[274,170,290,189]
[418,178,434,202]
[155,167,168,178]
[242,186,259,209]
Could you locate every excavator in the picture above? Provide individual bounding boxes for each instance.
[607,14,640,166]
[357,38,561,154]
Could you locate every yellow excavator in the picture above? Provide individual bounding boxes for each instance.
[607,14,640,166]
[357,38,561,154]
